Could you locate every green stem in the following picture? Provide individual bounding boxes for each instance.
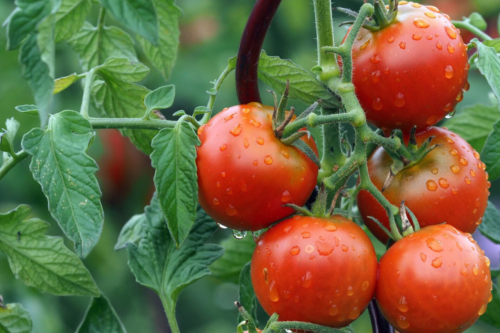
[313,0,340,72]
[97,7,106,31]
[201,61,236,124]
[160,296,181,333]
[266,321,348,333]
[283,111,356,138]
[452,20,492,41]
[0,151,29,182]
[89,117,176,130]
[80,68,96,119]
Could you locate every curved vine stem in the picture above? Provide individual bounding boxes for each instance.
[0,150,29,182]
[452,19,492,41]
[265,320,353,333]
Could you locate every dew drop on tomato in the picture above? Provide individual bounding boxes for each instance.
[445,26,457,39]
[362,280,370,291]
[425,12,436,18]
[399,42,406,49]
[420,253,427,262]
[347,286,354,296]
[445,65,454,79]
[372,98,383,110]
[398,296,409,313]
[438,178,449,188]
[281,190,292,203]
[249,119,261,128]
[473,264,479,276]
[226,205,237,216]
[348,307,360,320]
[264,155,273,165]
[412,34,422,40]
[290,246,300,256]
[341,245,349,252]
[256,137,264,145]
[451,165,460,174]
[426,238,444,252]
[447,42,455,54]
[478,304,487,315]
[213,198,220,205]
[301,271,313,288]
[436,41,443,50]
[426,180,438,191]
[431,256,443,268]
[459,157,468,166]
[324,224,337,231]
[413,18,430,28]
[398,316,410,329]
[427,5,440,12]
[328,304,339,316]
[394,93,405,107]
[301,231,311,239]
[268,280,280,302]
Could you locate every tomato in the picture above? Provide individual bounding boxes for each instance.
[347,2,469,132]
[376,224,493,333]
[357,127,489,244]
[251,215,378,327]
[196,103,318,231]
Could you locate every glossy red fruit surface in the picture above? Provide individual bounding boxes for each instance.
[357,127,489,244]
[251,215,378,327]
[377,224,493,333]
[197,103,318,231]
[348,1,469,132]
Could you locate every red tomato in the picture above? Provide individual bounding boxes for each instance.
[347,2,469,132]
[376,224,493,333]
[251,215,378,327]
[196,103,318,231]
[357,127,489,244]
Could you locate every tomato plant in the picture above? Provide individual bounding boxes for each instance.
[348,1,469,132]
[376,224,493,333]
[251,215,378,327]
[357,126,490,244]
[197,103,318,231]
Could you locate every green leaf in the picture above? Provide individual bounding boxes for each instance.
[115,214,145,251]
[210,234,256,284]
[54,0,92,43]
[150,122,200,247]
[484,39,500,53]
[258,51,340,109]
[15,105,39,116]
[479,201,500,244]
[21,111,104,258]
[444,103,500,152]
[0,118,20,155]
[481,119,500,181]
[100,0,159,45]
[97,58,150,83]
[137,0,181,80]
[480,283,500,327]
[237,262,258,325]
[69,23,137,72]
[127,197,223,317]
[76,296,127,333]
[0,303,32,333]
[92,79,157,155]
[53,73,81,94]
[144,85,175,118]
[0,205,100,296]
[474,39,500,104]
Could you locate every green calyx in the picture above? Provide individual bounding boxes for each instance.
[337,0,399,32]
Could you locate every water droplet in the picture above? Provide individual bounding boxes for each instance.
[216,181,221,188]
[485,256,491,267]
[301,231,311,239]
[465,176,471,184]
[305,245,314,253]
[420,253,428,262]
[447,42,455,54]
[427,5,440,12]
[464,81,471,91]
[221,172,226,177]
[217,222,228,229]
[436,41,443,50]
[426,180,438,191]
[224,113,236,122]
[230,124,242,136]
[473,264,479,276]
[220,144,227,151]
[445,26,457,39]
[213,198,220,205]
[360,39,371,50]
[412,3,421,8]
[489,293,493,302]
[460,266,468,276]
[459,157,468,166]
[395,93,405,107]
[226,205,237,216]
[426,115,438,125]
[253,160,258,166]
[371,70,381,84]
[281,149,289,159]
[425,12,436,18]
[398,296,409,312]
[432,256,443,268]
[315,240,334,256]
[413,18,430,28]
[451,165,460,173]
[341,245,349,252]
[290,246,300,256]
[301,271,313,288]
[444,14,451,20]
[449,149,458,156]
[370,54,381,64]
[388,36,395,43]
[372,97,383,110]
[241,107,251,114]
[281,190,292,203]
[334,236,340,247]
[324,224,337,231]
[226,188,233,195]
[446,137,455,144]
[426,35,434,40]
[198,124,206,136]
[348,307,360,320]
[478,304,487,315]
[264,155,273,165]
[399,41,406,49]
[456,242,463,251]
[269,280,280,302]
[397,315,410,329]
[431,168,439,174]
[256,137,264,145]
[426,238,444,252]
[444,65,454,79]
[347,286,354,296]
[438,178,449,188]
[249,119,261,128]
[473,151,480,159]
[412,33,422,40]
[329,304,338,316]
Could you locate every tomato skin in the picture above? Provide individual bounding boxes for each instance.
[348,2,469,132]
[357,127,489,244]
[196,103,318,231]
[251,215,378,327]
[376,224,492,333]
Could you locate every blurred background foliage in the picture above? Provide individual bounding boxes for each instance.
[1,0,500,332]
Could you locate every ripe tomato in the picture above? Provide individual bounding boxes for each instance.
[347,1,469,132]
[196,103,318,231]
[251,215,378,327]
[376,224,492,333]
[357,127,489,244]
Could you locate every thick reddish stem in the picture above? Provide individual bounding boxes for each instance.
[236,0,282,104]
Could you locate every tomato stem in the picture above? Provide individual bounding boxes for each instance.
[80,68,96,119]
[0,150,29,183]
[89,117,177,130]
[160,295,181,333]
[202,59,237,124]
[265,321,352,333]
[235,302,259,333]
[452,19,493,41]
